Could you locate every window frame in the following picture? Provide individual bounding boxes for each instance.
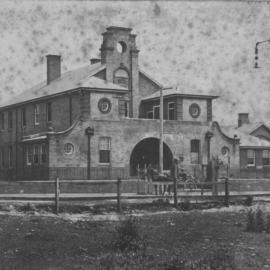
[8,111,13,129]
[34,104,40,126]
[21,107,26,127]
[8,146,13,168]
[47,102,52,122]
[26,145,32,166]
[190,139,200,164]
[247,149,255,166]
[33,144,39,165]
[113,68,129,88]
[167,102,176,120]
[0,112,5,130]
[40,143,47,163]
[0,148,4,168]
[263,150,270,166]
[153,105,160,119]
[124,101,129,118]
[99,137,111,165]
[147,111,153,119]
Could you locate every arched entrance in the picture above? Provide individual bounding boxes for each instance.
[129,137,173,176]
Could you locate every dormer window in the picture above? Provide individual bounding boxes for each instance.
[114,68,129,88]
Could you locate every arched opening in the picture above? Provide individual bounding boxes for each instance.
[129,137,173,176]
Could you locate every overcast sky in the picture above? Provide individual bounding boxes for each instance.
[0,1,270,125]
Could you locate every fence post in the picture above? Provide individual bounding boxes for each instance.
[55,177,60,215]
[173,177,177,208]
[224,177,229,207]
[117,177,122,213]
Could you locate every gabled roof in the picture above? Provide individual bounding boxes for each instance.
[0,63,128,109]
[141,88,219,101]
[219,124,270,148]
[237,122,270,134]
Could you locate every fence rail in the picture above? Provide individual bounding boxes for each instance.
[2,177,270,214]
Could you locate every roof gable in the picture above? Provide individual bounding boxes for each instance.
[0,64,127,109]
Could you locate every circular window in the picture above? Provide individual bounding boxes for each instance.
[189,103,201,118]
[116,41,127,53]
[64,143,74,155]
[221,146,230,156]
[98,98,111,114]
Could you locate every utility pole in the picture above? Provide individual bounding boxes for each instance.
[159,86,173,173]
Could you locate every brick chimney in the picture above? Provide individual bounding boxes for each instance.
[238,113,250,127]
[46,55,61,84]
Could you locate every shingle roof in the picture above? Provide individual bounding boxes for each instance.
[0,63,128,108]
[220,125,270,147]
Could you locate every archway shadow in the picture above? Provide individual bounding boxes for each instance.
[129,137,173,176]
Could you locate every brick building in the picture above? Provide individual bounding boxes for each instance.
[0,26,270,181]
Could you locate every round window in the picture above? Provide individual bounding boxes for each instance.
[221,146,230,156]
[189,103,201,118]
[64,143,74,155]
[98,98,111,114]
[116,41,127,53]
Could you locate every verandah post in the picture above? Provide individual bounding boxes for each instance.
[55,177,60,215]
[173,163,178,208]
[224,177,229,207]
[117,177,122,213]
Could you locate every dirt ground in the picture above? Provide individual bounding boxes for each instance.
[0,201,270,270]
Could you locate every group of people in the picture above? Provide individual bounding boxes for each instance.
[138,157,187,182]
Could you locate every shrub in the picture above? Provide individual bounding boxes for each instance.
[244,196,253,206]
[246,208,270,233]
[180,200,192,211]
[113,215,146,253]
[265,214,270,233]
[246,209,255,232]
[255,208,264,233]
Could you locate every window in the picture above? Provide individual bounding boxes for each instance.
[247,149,255,166]
[41,144,46,163]
[190,139,200,164]
[263,150,270,166]
[26,145,32,165]
[8,146,13,168]
[114,69,129,88]
[99,137,111,164]
[124,102,129,118]
[47,102,52,122]
[0,112,4,130]
[153,106,160,119]
[8,111,13,129]
[21,108,26,127]
[0,148,4,168]
[33,145,39,164]
[147,111,153,119]
[168,102,175,120]
[64,143,74,155]
[34,104,40,125]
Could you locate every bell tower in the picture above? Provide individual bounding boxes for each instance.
[100,26,140,118]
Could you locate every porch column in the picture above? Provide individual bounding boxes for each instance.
[85,127,94,180]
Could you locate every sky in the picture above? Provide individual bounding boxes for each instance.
[0,0,270,125]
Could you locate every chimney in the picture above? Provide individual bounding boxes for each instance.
[238,113,250,127]
[90,58,101,65]
[46,55,61,84]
